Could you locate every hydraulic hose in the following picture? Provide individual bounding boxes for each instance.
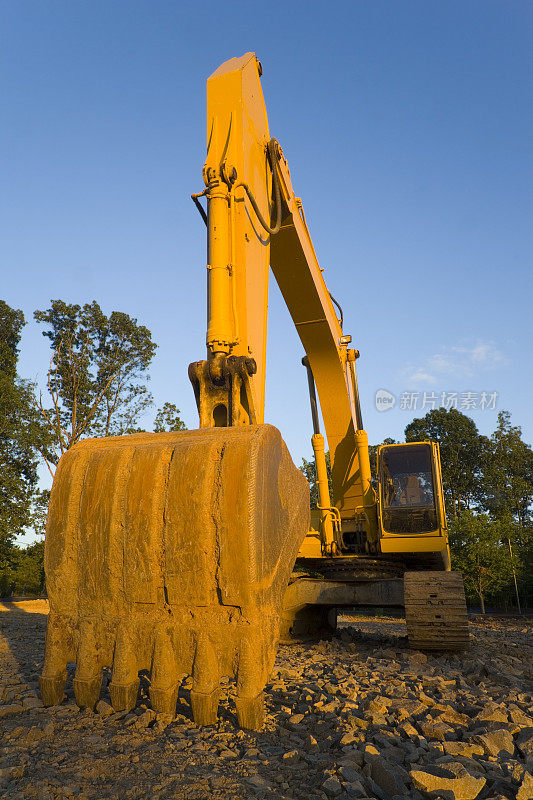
[191,189,208,226]
[192,139,281,235]
[234,138,282,235]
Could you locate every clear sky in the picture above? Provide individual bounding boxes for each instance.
[2,1,532,524]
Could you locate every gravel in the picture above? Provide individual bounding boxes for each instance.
[1,600,532,799]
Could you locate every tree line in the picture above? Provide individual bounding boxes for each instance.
[1,298,532,612]
[0,299,185,596]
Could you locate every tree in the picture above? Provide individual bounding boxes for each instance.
[0,301,47,592]
[11,540,46,596]
[31,489,50,538]
[480,411,533,610]
[300,451,332,509]
[482,411,533,525]
[369,437,397,480]
[153,402,187,432]
[405,408,487,518]
[34,300,157,471]
[449,511,514,613]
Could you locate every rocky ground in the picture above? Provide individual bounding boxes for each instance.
[0,601,532,800]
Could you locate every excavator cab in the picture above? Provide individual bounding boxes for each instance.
[377,441,449,557]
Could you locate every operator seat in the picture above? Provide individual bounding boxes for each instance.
[405,475,425,505]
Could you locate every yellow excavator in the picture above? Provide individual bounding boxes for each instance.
[39,53,468,731]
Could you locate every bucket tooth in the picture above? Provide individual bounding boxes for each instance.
[190,634,220,725]
[73,621,102,709]
[190,687,221,726]
[39,673,67,707]
[109,624,140,712]
[149,627,180,715]
[109,679,139,713]
[235,693,265,730]
[73,673,102,710]
[235,626,275,730]
[39,612,68,706]
[150,686,179,716]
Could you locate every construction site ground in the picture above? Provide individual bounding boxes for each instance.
[1,600,532,800]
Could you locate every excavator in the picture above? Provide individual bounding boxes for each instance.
[39,53,469,731]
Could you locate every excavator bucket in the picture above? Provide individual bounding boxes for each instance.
[39,424,309,729]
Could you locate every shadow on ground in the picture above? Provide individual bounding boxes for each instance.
[0,600,48,686]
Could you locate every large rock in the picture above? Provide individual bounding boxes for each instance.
[517,771,533,800]
[322,775,342,797]
[420,721,455,742]
[95,700,114,717]
[411,762,486,800]
[388,698,427,719]
[510,709,533,728]
[372,757,409,796]
[0,704,23,717]
[443,742,484,758]
[343,779,367,798]
[517,728,533,759]
[474,728,514,757]
[474,704,508,725]
[364,744,408,795]
[439,706,470,727]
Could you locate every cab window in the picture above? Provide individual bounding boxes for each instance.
[379,444,438,534]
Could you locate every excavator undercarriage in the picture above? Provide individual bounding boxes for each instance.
[40,52,469,729]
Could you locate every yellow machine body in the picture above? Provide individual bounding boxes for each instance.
[41,52,467,730]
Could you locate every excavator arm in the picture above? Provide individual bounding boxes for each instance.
[191,53,451,563]
[189,53,377,553]
[270,147,376,541]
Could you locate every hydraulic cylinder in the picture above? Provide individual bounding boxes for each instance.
[312,432,335,551]
[206,181,234,356]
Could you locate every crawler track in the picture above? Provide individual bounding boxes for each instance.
[404,571,469,651]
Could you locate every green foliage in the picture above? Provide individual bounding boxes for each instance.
[0,301,45,588]
[300,451,332,509]
[0,559,14,597]
[34,300,157,466]
[481,416,533,608]
[31,489,50,538]
[405,408,487,518]
[449,511,515,613]
[153,402,187,432]
[369,437,397,479]
[10,540,46,596]
[483,411,533,525]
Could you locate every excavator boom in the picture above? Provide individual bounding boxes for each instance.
[191,53,376,544]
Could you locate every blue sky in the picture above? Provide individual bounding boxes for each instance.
[2,1,532,522]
